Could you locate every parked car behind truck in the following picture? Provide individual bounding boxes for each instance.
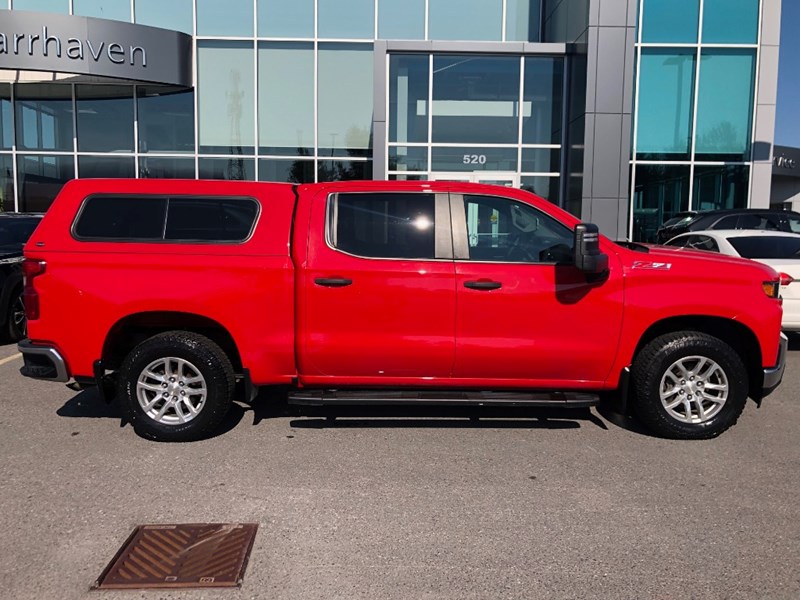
[0,212,43,342]
[18,179,787,442]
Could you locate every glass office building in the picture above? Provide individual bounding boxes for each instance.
[0,0,782,241]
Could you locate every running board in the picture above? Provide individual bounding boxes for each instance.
[288,390,599,407]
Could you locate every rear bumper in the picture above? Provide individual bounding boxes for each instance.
[762,333,788,397]
[17,339,69,382]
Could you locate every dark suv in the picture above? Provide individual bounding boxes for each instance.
[0,213,43,341]
[656,208,800,244]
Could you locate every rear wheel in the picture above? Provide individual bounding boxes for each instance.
[5,288,26,342]
[118,331,235,442]
[631,331,748,439]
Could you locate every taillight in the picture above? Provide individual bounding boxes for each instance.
[22,259,46,320]
[779,272,794,286]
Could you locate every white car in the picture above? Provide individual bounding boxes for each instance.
[664,230,800,331]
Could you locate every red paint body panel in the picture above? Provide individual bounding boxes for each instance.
[23,178,784,394]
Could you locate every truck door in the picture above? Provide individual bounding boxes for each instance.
[450,192,624,385]
[298,190,456,383]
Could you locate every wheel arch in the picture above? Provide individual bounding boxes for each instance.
[631,316,763,400]
[102,311,243,373]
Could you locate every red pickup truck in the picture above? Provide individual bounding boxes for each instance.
[18,179,787,442]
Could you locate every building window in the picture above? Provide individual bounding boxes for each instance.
[702,0,759,44]
[632,164,691,243]
[317,44,374,157]
[257,0,314,38]
[641,0,699,43]
[78,156,136,178]
[196,0,254,37]
[694,50,756,162]
[318,0,375,39]
[137,87,195,154]
[134,0,192,34]
[432,55,520,144]
[14,85,73,153]
[692,165,749,211]
[11,0,68,14]
[73,0,131,22]
[76,85,134,153]
[197,41,256,155]
[636,50,696,161]
[378,0,425,40]
[16,155,74,213]
[258,42,315,156]
[428,0,503,41]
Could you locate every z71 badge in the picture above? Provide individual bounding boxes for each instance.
[632,261,672,270]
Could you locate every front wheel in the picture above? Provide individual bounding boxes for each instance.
[631,331,748,439]
[118,331,235,442]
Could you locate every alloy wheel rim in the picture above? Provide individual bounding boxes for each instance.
[12,295,26,337]
[136,357,207,425]
[659,355,728,424]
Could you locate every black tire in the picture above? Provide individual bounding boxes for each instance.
[118,331,235,442]
[5,287,26,343]
[631,331,748,440]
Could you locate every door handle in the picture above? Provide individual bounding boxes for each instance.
[315,277,353,287]
[464,280,502,290]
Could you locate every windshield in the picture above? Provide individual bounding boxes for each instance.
[728,236,800,259]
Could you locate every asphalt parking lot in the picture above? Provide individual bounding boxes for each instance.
[1,340,799,600]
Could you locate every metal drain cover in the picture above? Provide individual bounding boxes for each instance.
[93,523,258,590]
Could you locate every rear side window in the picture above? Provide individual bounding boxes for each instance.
[329,193,436,259]
[728,236,800,259]
[74,196,258,242]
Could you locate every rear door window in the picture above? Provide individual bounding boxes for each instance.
[328,193,438,259]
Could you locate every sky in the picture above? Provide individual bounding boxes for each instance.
[775,0,800,147]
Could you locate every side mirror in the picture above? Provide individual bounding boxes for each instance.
[573,223,609,276]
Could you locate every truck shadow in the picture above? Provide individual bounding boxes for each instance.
[57,387,633,437]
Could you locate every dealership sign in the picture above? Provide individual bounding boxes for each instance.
[0,10,192,86]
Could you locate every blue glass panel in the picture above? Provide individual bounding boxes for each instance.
[693,165,749,210]
[695,50,755,161]
[432,55,520,144]
[139,156,195,178]
[318,0,375,39]
[641,0,699,43]
[522,57,563,144]
[78,156,135,178]
[636,50,696,160]
[0,85,11,150]
[258,42,314,154]
[14,84,73,152]
[318,43,373,155]
[429,0,502,41]
[389,54,429,144]
[258,0,314,38]
[73,0,130,22]
[702,0,758,44]
[137,86,195,153]
[0,154,12,212]
[197,0,254,37]
[11,0,68,13]
[198,158,256,181]
[259,158,315,183]
[134,0,192,34]
[76,85,134,152]
[197,41,255,154]
[378,0,425,40]
[16,154,73,212]
[506,0,541,42]
[632,165,690,243]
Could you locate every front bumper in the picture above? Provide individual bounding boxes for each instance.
[17,339,69,382]
[762,333,789,397]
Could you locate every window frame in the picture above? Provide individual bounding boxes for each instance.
[71,194,261,244]
[325,191,452,261]
[449,192,574,264]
